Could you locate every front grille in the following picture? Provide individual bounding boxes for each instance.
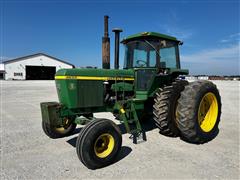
[77,80,104,107]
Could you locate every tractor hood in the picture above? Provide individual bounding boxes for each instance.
[55,68,134,81]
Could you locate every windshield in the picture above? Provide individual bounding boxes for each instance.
[123,39,179,69]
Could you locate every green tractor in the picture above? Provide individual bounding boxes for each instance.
[41,16,221,169]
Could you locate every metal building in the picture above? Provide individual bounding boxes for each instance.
[0,63,4,79]
[1,53,74,80]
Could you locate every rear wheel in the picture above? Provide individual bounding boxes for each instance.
[76,119,122,169]
[42,118,76,139]
[176,80,222,143]
[153,80,188,137]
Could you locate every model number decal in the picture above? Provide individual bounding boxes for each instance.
[55,76,134,81]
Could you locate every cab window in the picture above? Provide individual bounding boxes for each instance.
[123,39,179,69]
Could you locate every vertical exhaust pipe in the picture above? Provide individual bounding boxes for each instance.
[102,15,110,69]
[112,28,123,69]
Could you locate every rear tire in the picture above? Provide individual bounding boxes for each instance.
[76,119,122,169]
[176,80,222,144]
[153,80,188,137]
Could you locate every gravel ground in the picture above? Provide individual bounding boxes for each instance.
[0,80,239,179]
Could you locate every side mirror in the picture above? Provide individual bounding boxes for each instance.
[179,41,184,46]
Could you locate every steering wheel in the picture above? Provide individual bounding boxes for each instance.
[136,60,147,67]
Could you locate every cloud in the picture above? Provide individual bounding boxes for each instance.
[155,10,193,41]
[181,45,239,62]
[163,25,193,40]
[230,32,240,38]
[220,32,240,43]
[220,39,230,43]
[181,44,240,75]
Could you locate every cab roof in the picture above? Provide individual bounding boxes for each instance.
[121,32,179,43]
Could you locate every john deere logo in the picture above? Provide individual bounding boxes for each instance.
[68,83,76,90]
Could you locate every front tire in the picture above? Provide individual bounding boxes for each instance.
[42,120,76,139]
[76,119,122,169]
[176,80,222,144]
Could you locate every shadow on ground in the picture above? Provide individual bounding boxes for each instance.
[66,135,132,164]
[66,116,219,147]
[113,146,132,164]
[66,117,157,148]
[66,127,132,167]
[65,118,156,166]
[118,117,157,135]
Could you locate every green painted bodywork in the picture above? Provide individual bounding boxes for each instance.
[56,79,104,109]
[55,68,134,110]
[121,32,180,43]
[56,68,134,78]
[55,68,188,110]
[111,82,133,91]
[134,68,188,99]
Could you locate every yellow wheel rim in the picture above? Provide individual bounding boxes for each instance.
[54,118,70,133]
[94,133,115,158]
[198,92,218,132]
[54,127,65,133]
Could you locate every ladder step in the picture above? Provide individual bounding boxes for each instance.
[129,131,147,144]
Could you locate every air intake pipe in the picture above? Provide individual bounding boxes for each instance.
[102,15,110,69]
[112,28,123,69]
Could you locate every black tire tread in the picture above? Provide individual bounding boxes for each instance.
[76,119,122,169]
[76,119,107,166]
[42,121,76,139]
[153,80,188,137]
[176,80,222,144]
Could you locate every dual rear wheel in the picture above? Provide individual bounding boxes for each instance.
[153,80,221,143]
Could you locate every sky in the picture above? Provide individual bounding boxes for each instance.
[0,0,239,75]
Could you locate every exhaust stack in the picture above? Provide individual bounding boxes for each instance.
[102,15,110,69]
[112,28,123,69]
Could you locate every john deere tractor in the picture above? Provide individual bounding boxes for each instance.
[41,16,221,169]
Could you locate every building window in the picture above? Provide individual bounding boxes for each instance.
[14,72,23,76]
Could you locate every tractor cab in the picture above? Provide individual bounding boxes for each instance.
[121,32,181,70]
[120,32,185,97]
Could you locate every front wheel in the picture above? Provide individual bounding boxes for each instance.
[76,119,122,169]
[42,119,76,139]
[176,80,222,144]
